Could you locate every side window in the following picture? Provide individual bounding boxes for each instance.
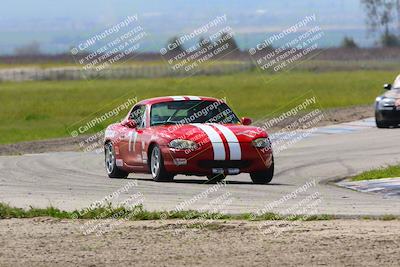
[129,105,146,128]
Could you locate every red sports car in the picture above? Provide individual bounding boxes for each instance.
[104,96,274,184]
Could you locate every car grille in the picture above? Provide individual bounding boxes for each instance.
[198,160,250,169]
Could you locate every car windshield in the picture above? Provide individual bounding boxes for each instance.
[150,100,240,126]
[394,75,400,89]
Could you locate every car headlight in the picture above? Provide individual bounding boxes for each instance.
[169,139,198,150]
[252,138,271,149]
[379,97,395,108]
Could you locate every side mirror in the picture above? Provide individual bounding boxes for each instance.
[123,119,137,129]
[241,117,252,125]
[384,84,392,90]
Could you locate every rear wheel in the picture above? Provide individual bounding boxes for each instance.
[250,160,274,184]
[105,142,128,179]
[150,145,174,182]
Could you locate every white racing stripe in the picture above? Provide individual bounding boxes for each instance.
[186,96,202,100]
[210,123,242,160]
[190,124,225,160]
[170,96,186,101]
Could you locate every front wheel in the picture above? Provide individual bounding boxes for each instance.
[150,145,174,182]
[105,142,128,179]
[250,161,274,184]
[375,111,391,128]
[376,118,390,128]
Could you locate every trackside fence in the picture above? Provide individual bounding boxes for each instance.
[0,62,255,82]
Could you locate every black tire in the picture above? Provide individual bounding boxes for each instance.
[376,119,390,128]
[250,160,274,184]
[375,111,391,128]
[105,142,129,179]
[206,174,225,183]
[150,144,174,182]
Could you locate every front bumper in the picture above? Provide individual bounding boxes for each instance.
[161,142,273,175]
[375,108,400,123]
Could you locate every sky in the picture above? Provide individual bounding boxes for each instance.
[0,0,381,55]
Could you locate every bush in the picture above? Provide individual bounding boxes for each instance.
[381,33,400,47]
[341,37,358,48]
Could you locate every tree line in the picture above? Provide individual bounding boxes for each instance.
[357,0,400,47]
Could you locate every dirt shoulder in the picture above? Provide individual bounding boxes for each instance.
[0,105,374,156]
[0,134,89,156]
[0,218,399,266]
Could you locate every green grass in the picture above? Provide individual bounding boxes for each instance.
[362,214,399,221]
[0,70,396,144]
[2,203,399,221]
[0,202,335,221]
[351,165,400,181]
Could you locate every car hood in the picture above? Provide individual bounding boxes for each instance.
[154,123,268,143]
[382,89,400,99]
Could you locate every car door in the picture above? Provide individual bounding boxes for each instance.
[119,105,146,167]
[131,105,148,167]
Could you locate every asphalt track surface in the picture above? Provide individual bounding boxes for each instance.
[1,118,399,216]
